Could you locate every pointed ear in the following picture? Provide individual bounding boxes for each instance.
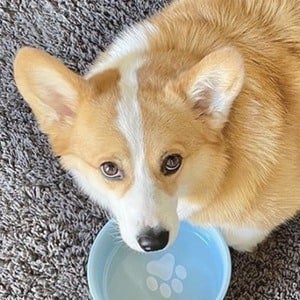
[14,47,86,138]
[175,47,244,129]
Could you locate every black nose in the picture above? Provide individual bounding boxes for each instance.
[137,227,169,252]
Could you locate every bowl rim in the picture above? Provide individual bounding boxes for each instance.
[88,220,231,300]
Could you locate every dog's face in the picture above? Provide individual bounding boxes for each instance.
[14,47,244,252]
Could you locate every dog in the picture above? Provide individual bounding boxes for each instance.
[14,0,300,252]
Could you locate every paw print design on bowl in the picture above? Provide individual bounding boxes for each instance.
[146,253,187,298]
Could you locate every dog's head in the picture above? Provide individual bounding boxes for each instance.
[14,47,244,252]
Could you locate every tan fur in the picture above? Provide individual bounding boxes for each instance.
[14,0,300,250]
[144,0,300,229]
[14,49,135,198]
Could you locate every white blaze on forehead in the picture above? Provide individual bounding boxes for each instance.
[117,59,143,155]
[115,58,173,251]
[109,56,180,251]
[116,57,152,192]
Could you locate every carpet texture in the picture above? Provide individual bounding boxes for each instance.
[0,0,299,299]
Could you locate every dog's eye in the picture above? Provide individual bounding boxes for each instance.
[161,154,182,176]
[100,162,123,180]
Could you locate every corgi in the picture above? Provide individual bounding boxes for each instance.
[14,0,300,252]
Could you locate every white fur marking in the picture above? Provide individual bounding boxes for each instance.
[220,226,269,251]
[86,21,157,78]
[117,58,146,172]
[116,57,154,202]
[114,57,159,250]
[114,56,179,251]
[177,199,201,220]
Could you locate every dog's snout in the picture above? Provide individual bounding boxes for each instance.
[137,227,169,252]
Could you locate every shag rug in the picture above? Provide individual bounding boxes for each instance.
[0,0,299,299]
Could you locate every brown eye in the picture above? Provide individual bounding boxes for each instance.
[100,162,123,180]
[161,154,183,176]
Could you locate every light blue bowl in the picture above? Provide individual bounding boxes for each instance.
[88,221,231,300]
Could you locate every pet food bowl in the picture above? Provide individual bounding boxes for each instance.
[88,221,231,300]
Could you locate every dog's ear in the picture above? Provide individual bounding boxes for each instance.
[174,47,244,130]
[14,47,86,143]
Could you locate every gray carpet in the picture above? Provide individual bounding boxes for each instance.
[0,0,299,299]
